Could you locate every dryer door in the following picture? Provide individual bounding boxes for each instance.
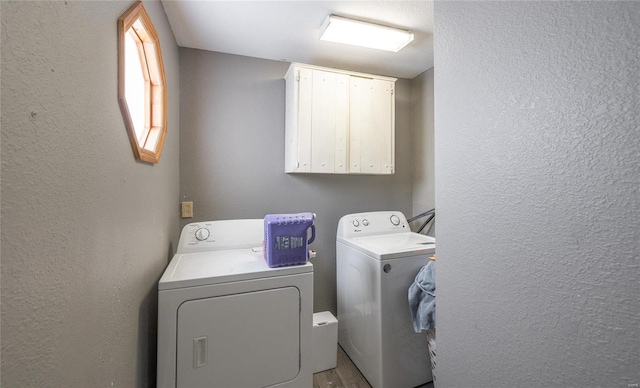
[176,287,300,388]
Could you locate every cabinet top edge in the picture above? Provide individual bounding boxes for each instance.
[284,62,397,83]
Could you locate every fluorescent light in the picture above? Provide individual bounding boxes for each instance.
[320,15,414,52]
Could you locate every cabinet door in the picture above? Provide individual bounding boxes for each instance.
[310,71,348,173]
[349,76,372,173]
[296,67,313,172]
[311,70,335,173]
[372,79,394,174]
[349,77,394,174]
[297,69,348,173]
[334,74,349,173]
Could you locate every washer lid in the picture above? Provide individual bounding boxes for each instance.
[159,248,313,290]
[339,232,435,260]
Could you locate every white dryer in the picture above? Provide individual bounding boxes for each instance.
[336,211,435,388]
[157,219,313,388]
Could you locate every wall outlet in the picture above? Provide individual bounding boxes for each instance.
[181,201,193,218]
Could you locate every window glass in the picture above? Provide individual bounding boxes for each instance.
[124,30,146,144]
[118,2,166,164]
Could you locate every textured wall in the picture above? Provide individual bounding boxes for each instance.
[179,49,414,314]
[434,2,639,387]
[1,1,180,386]
[411,68,435,236]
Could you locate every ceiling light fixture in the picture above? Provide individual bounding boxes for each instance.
[320,14,414,52]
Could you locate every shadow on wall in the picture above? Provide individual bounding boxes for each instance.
[137,241,173,387]
[137,281,158,388]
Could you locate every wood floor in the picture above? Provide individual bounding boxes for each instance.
[313,346,434,388]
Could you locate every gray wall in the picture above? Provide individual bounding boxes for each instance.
[179,49,414,314]
[1,1,180,386]
[411,68,435,236]
[434,2,639,387]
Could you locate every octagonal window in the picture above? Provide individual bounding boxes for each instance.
[118,2,166,164]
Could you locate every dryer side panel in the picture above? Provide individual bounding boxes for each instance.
[176,287,300,388]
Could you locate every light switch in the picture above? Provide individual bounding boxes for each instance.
[181,201,193,218]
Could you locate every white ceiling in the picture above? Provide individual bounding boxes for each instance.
[161,1,434,80]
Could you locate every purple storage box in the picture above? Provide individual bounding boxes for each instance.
[264,212,315,268]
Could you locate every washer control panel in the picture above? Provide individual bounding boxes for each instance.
[337,211,409,238]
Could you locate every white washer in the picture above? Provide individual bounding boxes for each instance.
[336,211,435,388]
[157,219,313,388]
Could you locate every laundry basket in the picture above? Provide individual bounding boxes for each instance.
[426,329,437,385]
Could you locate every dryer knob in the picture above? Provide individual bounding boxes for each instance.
[352,220,360,227]
[195,228,210,241]
[362,219,369,226]
[390,215,401,226]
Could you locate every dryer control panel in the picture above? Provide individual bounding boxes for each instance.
[177,219,264,254]
[337,211,409,238]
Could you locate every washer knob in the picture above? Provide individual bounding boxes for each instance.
[352,220,360,227]
[362,219,369,226]
[195,228,210,241]
[390,215,401,226]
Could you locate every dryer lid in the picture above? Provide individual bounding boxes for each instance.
[340,233,435,260]
[159,248,313,290]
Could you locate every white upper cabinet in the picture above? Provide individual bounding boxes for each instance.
[284,63,396,174]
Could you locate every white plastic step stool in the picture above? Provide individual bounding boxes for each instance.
[312,311,338,373]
